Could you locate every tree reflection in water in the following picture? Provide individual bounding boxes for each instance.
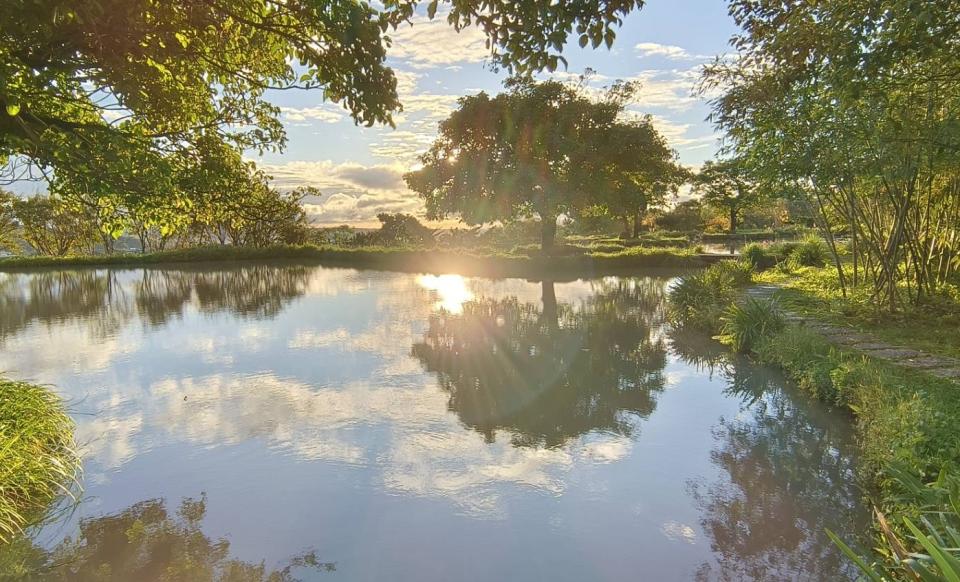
[412,279,669,448]
[0,264,312,339]
[0,495,332,581]
[671,333,868,581]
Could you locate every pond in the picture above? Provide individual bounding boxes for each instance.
[0,264,868,581]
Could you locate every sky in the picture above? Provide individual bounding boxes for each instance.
[255,0,740,227]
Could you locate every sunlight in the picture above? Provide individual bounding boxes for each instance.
[417,274,473,314]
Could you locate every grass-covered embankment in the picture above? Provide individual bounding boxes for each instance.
[755,265,960,362]
[0,243,706,278]
[669,255,960,579]
[0,380,80,543]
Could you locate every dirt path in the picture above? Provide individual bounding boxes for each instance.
[746,283,960,381]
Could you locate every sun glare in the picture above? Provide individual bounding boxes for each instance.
[417,274,473,314]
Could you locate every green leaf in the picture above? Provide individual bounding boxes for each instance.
[5,104,20,117]
[427,0,438,19]
[578,34,589,48]
[825,529,885,582]
[174,32,189,48]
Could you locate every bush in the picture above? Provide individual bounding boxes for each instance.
[753,326,838,401]
[789,236,829,268]
[767,241,800,263]
[717,298,786,353]
[741,243,773,269]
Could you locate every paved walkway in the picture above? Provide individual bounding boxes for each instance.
[746,284,960,381]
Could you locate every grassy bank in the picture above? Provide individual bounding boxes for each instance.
[0,244,706,278]
[755,265,960,362]
[669,260,960,579]
[0,380,80,543]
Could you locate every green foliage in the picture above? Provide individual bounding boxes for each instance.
[655,200,704,232]
[0,190,20,254]
[752,327,838,402]
[741,242,773,269]
[0,379,80,543]
[704,0,960,309]
[405,78,666,251]
[788,237,829,268]
[362,213,434,247]
[11,196,97,256]
[693,157,765,234]
[717,298,785,353]
[2,0,645,232]
[829,467,960,582]
[668,260,754,332]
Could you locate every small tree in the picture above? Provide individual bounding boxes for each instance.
[12,196,97,256]
[694,158,762,234]
[0,190,21,254]
[591,117,687,238]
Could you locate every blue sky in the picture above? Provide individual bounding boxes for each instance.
[256,0,739,226]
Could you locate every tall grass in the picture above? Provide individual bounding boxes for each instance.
[717,298,785,353]
[0,380,80,543]
[668,260,754,332]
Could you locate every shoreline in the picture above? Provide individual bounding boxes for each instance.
[0,245,722,279]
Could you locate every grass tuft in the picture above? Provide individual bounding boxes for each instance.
[0,380,80,543]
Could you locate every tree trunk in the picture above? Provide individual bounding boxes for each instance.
[541,213,557,253]
[541,280,558,330]
[729,205,738,234]
[621,215,631,239]
[632,212,642,239]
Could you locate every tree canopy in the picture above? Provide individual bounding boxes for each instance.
[702,0,960,307]
[404,78,677,251]
[693,157,762,234]
[591,115,686,237]
[1,0,646,224]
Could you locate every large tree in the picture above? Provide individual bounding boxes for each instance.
[404,79,634,251]
[2,0,646,229]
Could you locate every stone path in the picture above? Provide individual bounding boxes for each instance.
[746,283,960,381]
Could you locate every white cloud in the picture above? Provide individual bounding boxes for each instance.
[635,43,709,61]
[279,105,346,123]
[386,13,489,68]
[254,159,422,226]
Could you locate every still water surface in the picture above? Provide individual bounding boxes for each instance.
[0,264,867,580]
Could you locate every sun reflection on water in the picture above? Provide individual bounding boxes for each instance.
[416,274,473,314]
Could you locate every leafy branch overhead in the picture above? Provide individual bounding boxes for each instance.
[1,0,643,227]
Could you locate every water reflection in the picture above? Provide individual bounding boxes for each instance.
[412,280,667,447]
[0,264,311,340]
[1,495,332,581]
[671,335,867,581]
[0,266,869,580]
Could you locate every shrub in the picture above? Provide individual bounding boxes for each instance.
[717,298,786,353]
[707,259,754,287]
[767,241,800,263]
[788,236,828,268]
[741,243,771,269]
